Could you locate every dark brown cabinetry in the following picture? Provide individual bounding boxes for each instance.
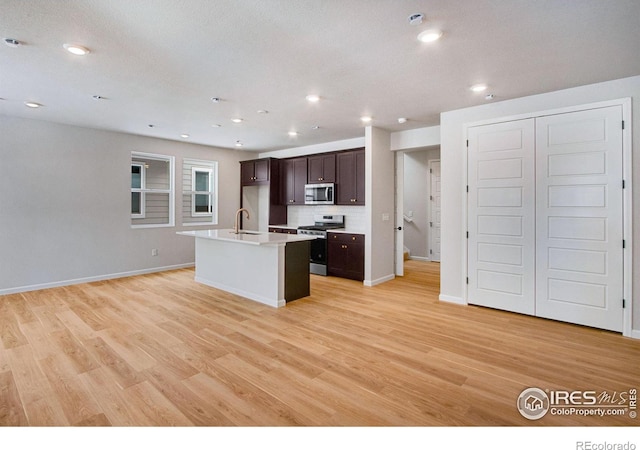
[240,159,269,185]
[336,148,365,205]
[268,227,298,235]
[281,157,307,205]
[307,153,336,184]
[327,232,364,281]
[240,158,286,225]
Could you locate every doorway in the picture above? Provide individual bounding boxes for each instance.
[401,149,440,263]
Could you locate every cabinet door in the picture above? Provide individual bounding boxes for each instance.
[254,159,269,183]
[308,154,336,184]
[282,158,307,204]
[344,234,364,280]
[327,237,347,274]
[336,149,365,205]
[240,161,256,185]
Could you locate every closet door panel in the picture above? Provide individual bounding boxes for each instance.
[467,119,536,315]
[535,106,624,332]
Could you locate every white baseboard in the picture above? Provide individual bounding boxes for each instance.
[409,256,430,261]
[439,294,467,305]
[364,273,395,287]
[0,263,195,296]
[629,329,640,340]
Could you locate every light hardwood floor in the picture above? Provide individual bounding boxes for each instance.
[0,261,638,426]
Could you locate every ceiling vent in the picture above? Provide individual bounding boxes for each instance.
[408,14,424,25]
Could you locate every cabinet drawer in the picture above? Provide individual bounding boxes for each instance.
[269,227,297,234]
[328,232,364,244]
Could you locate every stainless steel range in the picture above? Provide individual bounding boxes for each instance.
[297,215,345,275]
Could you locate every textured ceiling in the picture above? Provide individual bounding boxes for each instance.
[1,0,639,151]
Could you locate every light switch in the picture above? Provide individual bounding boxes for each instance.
[382,213,390,221]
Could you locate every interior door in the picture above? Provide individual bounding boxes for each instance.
[467,119,536,315]
[429,160,441,262]
[395,151,404,276]
[535,106,623,332]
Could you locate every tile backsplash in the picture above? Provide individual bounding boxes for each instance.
[287,205,367,233]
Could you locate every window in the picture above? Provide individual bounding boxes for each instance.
[131,152,175,228]
[192,167,213,215]
[131,163,145,217]
[182,159,218,225]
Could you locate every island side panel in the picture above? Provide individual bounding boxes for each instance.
[284,240,310,302]
[194,237,285,307]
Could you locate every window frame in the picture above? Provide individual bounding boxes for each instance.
[131,151,175,229]
[131,162,146,218]
[191,166,214,217]
[182,158,218,226]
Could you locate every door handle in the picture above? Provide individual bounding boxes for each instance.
[394,227,402,231]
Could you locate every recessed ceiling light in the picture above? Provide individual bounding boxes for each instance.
[417,29,443,43]
[360,116,372,123]
[3,38,21,47]
[235,140,243,147]
[311,125,320,130]
[92,95,106,100]
[180,134,190,139]
[24,101,42,108]
[211,97,221,103]
[63,43,90,56]
[485,94,495,100]
[211,124,222,128]
[231,118,243,123]
[470,84,488,93]
[288,131,299,137]
[398,117,408,124]
[306,94,320,103]
[257,109,269,114]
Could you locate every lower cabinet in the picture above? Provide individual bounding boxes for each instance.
[327,232,364,281]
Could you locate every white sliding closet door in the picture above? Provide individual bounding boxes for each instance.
[467,119,536,315]
[535,106,624,332]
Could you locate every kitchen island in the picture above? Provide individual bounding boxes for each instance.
[177,229,314,307]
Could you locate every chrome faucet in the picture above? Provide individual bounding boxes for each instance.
[233,208,250,234]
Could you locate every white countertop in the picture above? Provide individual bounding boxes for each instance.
[177,229,316,246]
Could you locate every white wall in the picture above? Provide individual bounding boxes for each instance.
[391,126,440,151]
[439,75,640,333]
[365,126,395,285]
[403,148,440,259]
[259,137,365,159]
[0,115,244,293]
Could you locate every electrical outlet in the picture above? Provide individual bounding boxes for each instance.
[151,248,158,256]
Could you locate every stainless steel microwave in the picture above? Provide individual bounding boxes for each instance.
[304,183,335,205]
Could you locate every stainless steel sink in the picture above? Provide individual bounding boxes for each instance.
[230,230,262,235]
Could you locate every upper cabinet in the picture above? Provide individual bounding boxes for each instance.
[239,158,286,225]
[307,153,336,184]
[336,148,365,205]
[281,157,307,205]
[240,158,270,186]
